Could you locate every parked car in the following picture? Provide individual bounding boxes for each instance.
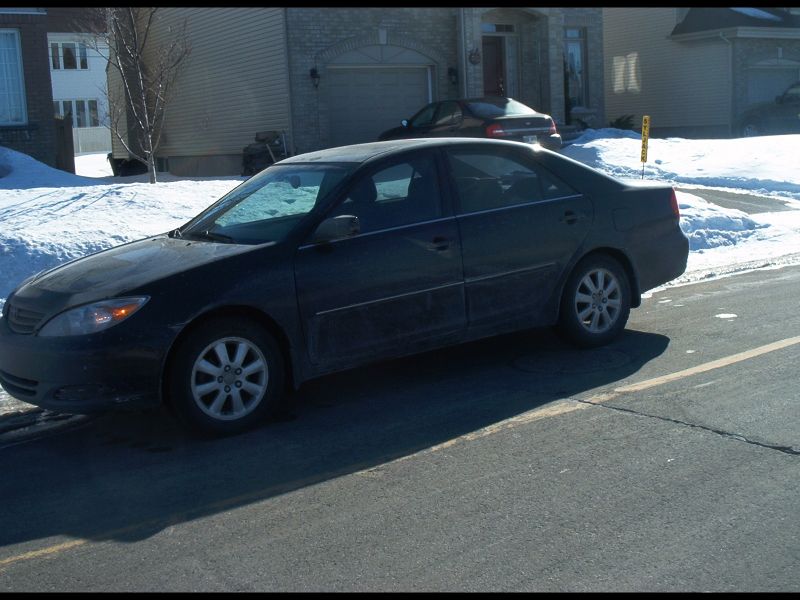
[378,96,563,151]
[0,138,688,436]
[739,81,800,137]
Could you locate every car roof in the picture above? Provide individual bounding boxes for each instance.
[278,137,540,165]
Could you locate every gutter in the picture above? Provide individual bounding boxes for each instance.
[719,31,733,137]
[459,8,468,98]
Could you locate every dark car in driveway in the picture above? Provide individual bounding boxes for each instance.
[739,81,800,137]
[378,96,563,151]
[0,138,688,435]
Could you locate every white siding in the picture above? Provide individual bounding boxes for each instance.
[147,7,290,157]
[603,7,731,129]
[48,33,110,125]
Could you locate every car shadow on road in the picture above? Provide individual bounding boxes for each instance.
[0,327,669,548]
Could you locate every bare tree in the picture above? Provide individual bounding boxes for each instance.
[88,7,190,183]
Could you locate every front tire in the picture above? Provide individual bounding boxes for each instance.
[167,317,285,436]
[558,255,631,348]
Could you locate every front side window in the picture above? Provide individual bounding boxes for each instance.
[0,29,27,125]
[447,149,578,214]
[182,163,353,245]
[331,155,442,234]
[409,103,438,128]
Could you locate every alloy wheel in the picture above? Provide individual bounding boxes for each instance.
[190,336,269,421]
[574,268,622,334]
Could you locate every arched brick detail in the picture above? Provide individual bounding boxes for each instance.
[316,32,446,68]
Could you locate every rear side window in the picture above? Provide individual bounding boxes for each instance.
[447,149,579,214]
[465,98,536,119]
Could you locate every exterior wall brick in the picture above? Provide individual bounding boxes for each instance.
[285,7,604,153]
[0,12,57,167]
[286,7,460,153]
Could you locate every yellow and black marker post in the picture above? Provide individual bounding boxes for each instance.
[640,115,650,179]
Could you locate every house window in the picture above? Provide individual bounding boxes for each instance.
[50,41,89,70]
[0,29,27,125]
[53,99,100,128]
[564,27,588,108]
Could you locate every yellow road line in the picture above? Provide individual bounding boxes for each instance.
[3,334,799,570]
[0,540,86,569]
[613,334,800,395]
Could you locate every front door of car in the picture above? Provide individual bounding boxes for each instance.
[294,151,466,368]
[445,146,592,328]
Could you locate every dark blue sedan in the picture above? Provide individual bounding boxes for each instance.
[0,138,688,435]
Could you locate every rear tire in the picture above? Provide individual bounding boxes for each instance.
[167,316,285,436]
[558,255,631,348]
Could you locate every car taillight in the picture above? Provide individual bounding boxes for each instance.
[485,123,509,138]
[670,188,680,219]
[549,119,557,134]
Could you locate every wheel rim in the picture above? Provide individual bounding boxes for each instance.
[190,336,269,421]
[574,268,622,334]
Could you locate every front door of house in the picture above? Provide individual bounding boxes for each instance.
[482,36,505,96]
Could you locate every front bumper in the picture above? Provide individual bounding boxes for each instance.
[0,316,165,413]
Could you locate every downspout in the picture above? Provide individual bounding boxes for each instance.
[719,31,733,137]
[460,8,468,98]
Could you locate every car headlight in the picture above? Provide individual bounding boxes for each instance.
[38,297,149,337]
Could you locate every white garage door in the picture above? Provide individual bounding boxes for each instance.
[326,66,430,147]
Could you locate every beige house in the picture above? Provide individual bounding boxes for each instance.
[111,7,606,176]
[604,7,800,137]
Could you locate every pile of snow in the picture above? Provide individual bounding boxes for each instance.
[0,147,243,307]
[563,128,800,200]
[2,130,800,311]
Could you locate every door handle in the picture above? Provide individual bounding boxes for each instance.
[428,236,450,251]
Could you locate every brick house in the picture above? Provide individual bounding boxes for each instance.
[1,8,57,167]
[110,7,605,176]
[604,7,800,138]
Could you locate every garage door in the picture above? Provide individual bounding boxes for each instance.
[326,67,430,147]
[746,68,799,106]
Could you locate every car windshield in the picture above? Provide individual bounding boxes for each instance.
[180,163,352,245]
[466,98,538,119]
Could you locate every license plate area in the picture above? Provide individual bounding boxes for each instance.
[523,135,538,144]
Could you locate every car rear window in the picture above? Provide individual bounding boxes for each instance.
[466,98,537,119]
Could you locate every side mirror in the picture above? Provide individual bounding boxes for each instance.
[312,215,360,243]
[401,119,409,128]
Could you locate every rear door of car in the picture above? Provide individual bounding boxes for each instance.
[294,150,466,368]
[445,144,592,328]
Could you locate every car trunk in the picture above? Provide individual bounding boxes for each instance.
[486,115,553,142]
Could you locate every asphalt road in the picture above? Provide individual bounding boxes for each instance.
[676,186,795,214]
[0,263,798,592]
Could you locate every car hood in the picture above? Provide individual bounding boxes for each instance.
[10,235,257,314]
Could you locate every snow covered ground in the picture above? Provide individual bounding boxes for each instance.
[1,131,800,415]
